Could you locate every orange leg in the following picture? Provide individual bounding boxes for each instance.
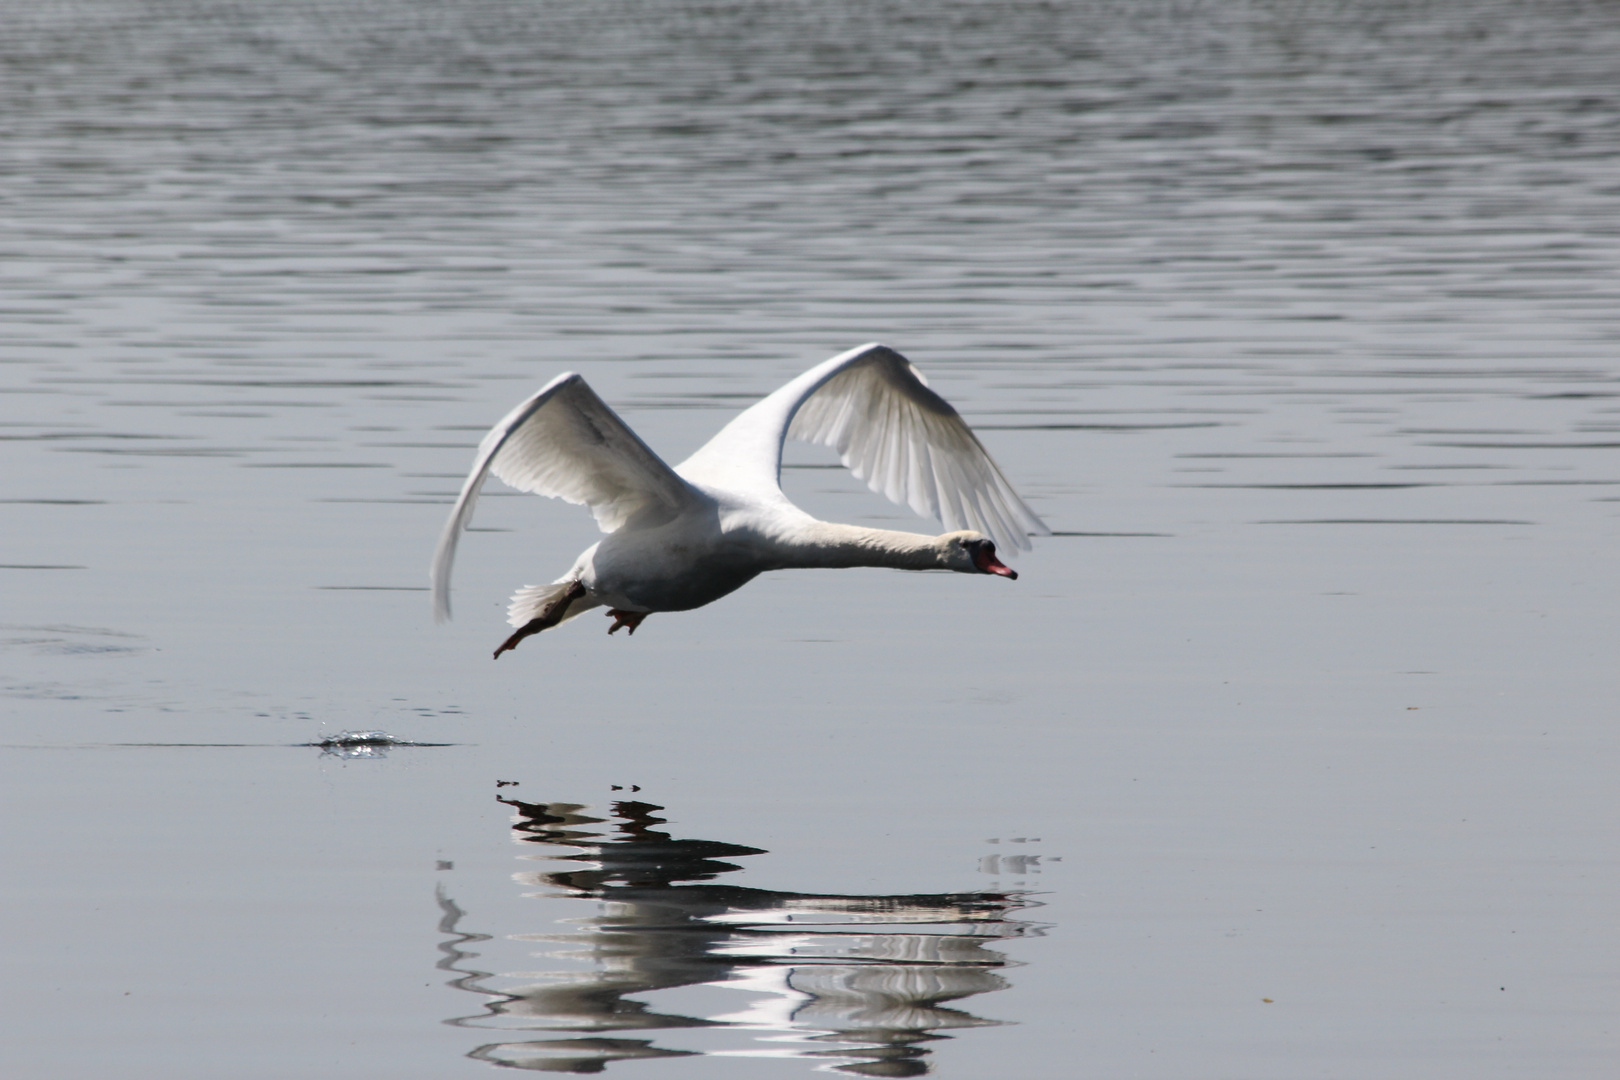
[606,609,649,636]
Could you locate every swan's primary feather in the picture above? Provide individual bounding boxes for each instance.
[677,343,1048,552]
[431,372,698,620]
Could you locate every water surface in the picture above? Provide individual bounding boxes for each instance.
[3,1,1619,1076]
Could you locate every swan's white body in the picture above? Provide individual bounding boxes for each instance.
[431,343,1048,656]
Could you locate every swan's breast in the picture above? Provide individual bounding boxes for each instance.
[587,514,769,612]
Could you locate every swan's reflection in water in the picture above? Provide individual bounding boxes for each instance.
[439,798,1043,1075]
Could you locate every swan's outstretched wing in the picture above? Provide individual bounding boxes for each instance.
[431,372,700,620]
[677,343,1048,552]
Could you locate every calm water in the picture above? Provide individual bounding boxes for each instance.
[4,1,1620,1076]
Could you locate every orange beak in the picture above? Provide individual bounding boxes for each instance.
[974,546,1017,579]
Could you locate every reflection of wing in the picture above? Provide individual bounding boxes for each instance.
[677,343,1048,552]
[715,963,1008,1033]
[431,373,701,620]
[470,1039,697,1070]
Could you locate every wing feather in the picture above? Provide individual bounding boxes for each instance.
[430,373,698,621]
[677,343,1047,552]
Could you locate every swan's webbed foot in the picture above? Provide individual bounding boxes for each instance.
[606,609,649,636]
[493,580,587,660]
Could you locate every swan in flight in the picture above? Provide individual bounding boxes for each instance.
[431,343,1049,658]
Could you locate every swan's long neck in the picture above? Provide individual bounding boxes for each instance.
[776,522,949,572]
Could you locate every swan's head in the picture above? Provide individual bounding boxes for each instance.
[943,531,1018,580]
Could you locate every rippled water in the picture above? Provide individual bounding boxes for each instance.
[4,1,1620,1076]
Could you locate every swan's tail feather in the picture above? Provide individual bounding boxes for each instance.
[507,581,599,629]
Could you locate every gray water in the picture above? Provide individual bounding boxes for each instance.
[4,0,1620,1075]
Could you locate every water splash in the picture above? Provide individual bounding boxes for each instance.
[307,730,448,759]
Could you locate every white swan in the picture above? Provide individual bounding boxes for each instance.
[431,343,1049,658]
